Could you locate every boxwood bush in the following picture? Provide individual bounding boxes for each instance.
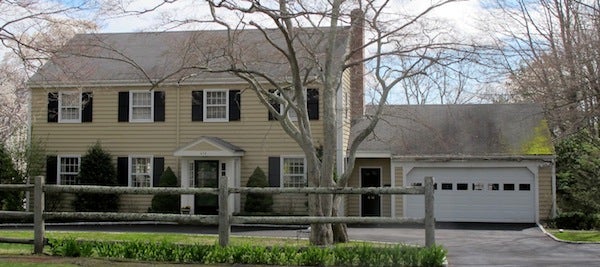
[49,238,446,267]
[551,212,600,230]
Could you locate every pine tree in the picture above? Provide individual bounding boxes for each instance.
[73,142,119,212]
[244,167,273,213]
[0,143,22,210]
[149,167,180,213]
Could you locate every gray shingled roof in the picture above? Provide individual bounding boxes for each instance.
[352,104,555,158]
[29,27,350,86]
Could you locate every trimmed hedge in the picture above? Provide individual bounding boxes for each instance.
[551,212,600,230]
[49,238,446,267]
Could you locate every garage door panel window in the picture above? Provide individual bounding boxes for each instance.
[457,183,468,190]
[441,183,453,190]
[519,184,531,191]
[488,183,499,191]
[472,183,484,191]
[503,183,515,191]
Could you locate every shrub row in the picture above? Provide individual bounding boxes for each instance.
[550,212,600,230]
[49,238,446,267]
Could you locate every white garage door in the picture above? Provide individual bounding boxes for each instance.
[405,167,535,223]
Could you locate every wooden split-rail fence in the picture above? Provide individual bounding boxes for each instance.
[0,176,435,254]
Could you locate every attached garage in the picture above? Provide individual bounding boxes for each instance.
[404,166,536,223]
[349,104,556,223]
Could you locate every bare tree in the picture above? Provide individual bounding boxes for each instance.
[48,0,469,245]
[483,0,600,139]
[0,1,97,174]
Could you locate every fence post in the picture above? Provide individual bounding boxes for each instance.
[33,176,45,254]
[218,175,230,247]
[424,176,435,247]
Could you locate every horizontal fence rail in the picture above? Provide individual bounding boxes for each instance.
[0,175,435,254]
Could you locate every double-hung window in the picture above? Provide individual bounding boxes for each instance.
[204,90,228,121]
[130,91,153,122]
[59,92,81,122]
[58,156,80,185]
[282,157,306,187]
[130,156,153,187]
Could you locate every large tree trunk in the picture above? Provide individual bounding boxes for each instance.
[332,195,348,243]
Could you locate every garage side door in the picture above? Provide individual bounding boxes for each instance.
[405,167,535,223]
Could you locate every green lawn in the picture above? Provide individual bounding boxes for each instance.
[0,230,310,248]
[549,230,600,242]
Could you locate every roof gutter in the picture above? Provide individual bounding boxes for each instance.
[390,155,556,162]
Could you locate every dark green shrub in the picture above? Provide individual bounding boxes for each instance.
[556,131,600,213]
[48,238,446,266]
[244,167,273,213]
[73,142,119,212]
[0,143,23,211]
[552,212,600,230]
[148,167,180,213]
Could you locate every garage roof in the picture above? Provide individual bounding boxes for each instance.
[352,104,554,158]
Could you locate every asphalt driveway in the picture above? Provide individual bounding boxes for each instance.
[234,223,600,266]
[2,222,600,266]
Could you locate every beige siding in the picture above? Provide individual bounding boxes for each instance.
[538,166,553,220]
[395,166,404,217]
[31,84,323,214]
[346,158,391,216]
[341,69,352,154]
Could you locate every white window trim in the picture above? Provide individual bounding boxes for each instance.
[129,90,154,123]
[280,155,306,188]
[203,89,229,122]
[57,155,80,185]
[58,91,82,123]
[128,155,153,187]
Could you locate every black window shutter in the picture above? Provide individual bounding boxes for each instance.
[229,90,241,121]
[152,157,165,187]
[46,156,58,184]
[307,88,319,120]
[154,91,165,122]
[82,92,93,122]
[118,92,129,122]
[191,91,203,121]
[268,157,281,187]
[268,90,280,121]
[117,157,129,186]
[48,92,58,123]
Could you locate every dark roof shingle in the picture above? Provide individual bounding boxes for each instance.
[352,104,554,157]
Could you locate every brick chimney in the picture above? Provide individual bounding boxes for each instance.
[349,9,364,122]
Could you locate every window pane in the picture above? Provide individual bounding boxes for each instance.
[205,91,227,120]
[60,92,80,121]
[503,184,515,191]
[132,92,151,106]
[441,183,453,190]
[59,157,79,185]
[283,157,305,187]
[131,157,151,187]
[131,92,152,120]
[519,184,531,191]
[457,183,468,190]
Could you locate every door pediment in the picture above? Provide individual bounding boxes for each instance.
[174,136,244,157]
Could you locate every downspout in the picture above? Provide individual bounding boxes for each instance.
[551,158,556,218]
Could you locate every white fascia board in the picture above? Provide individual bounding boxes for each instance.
[354,151,392,158]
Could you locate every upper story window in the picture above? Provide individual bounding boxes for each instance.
[47,92,93,123]
[130,156,153,187]
[204,90,228,121]
[191,90,241,122]
[58,156,80,185]
[118,91,165,123]
[282,157,306,187]
[268,88,319,121]
[59,92,81,122]
[130,91,153,122]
